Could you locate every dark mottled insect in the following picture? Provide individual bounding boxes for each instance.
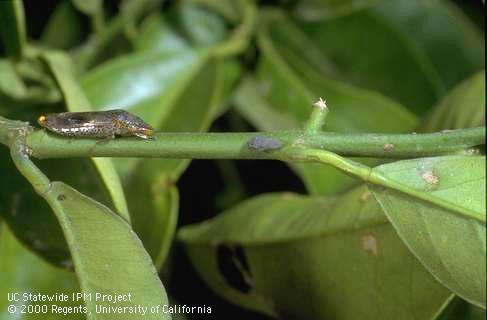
[248,136,283,151]
[38,110,154,139]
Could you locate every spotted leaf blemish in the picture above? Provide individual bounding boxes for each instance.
[360,190,372,201]
[361,234,378,256]
[383,143,394,152]
[421,170,440,185]
[38,110,154,140]
[248,136,283,152]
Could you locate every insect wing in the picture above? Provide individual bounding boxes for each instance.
[43,112,116,137]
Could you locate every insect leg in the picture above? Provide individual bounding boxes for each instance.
[96,134,116,144]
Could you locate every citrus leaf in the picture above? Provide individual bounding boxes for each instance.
[294,9,442,113]
[419,71,485,132]
[178,186,453,319]
[42,51,130,223]
[0,59,27,99]
[187,0,240,22]
[3,123,170,319]
[43,181,170,319]
[255,16,416,131]
[0,151,119,266]
[234,77,299,131]
[125,172,179,269]
[71,0,102,16]
[0,75,126,267]
[121,58,238,269]
[372,0,485,90]
[82,34,241,268]
[136,14,191,53]
[292,0,382,21]
[41,2,84,50]
[0,57,61,105]
[177,2,228,47]
[370,155,486,308]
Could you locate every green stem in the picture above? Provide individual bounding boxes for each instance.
[10,136,51,196]
[291,147,485,223]
[1,115,484,223]
[212,0,257,58]
[305,98,328,134]
[24,126,485,160]
[286,147,372,179]
[0,116,30,145]
[0,117,49,195]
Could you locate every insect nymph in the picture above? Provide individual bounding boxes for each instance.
[38,110,154,140]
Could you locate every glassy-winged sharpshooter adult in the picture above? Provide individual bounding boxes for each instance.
[38,110,154,139]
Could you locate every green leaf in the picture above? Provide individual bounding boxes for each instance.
[82,39,241,267]
[234,77,299,130]
[43,181,170,319]
[419,71,485,132]
[81,49,207,133]
[122,59,239,269]
[0,59,27,99]
[255,15,415,129]
[136,4,229,54]
[378,73,486,312]
[71,0,102,16]
[81,47,208,171]
[0,51,131,266]
[72,0,161,70]
[4,129,170,319]
[136,14,191,53]
[213,160,247,211]
[370,156,486,308]
[0,151,121,266]
[42,51,130,223]
[0,82,124,267]
[293,0,484,100]
[236,22,417,195]
[293,10,442,113]
[0,0,26,59]
[0,57,61,105]
[0,224,84,320]
[187,0,240,22]
[178,186,453,319]
[292,0,382,20]
[125,172,179,269]
[41,2,84,49]
[372,0,485,90]
[177,2,228,47]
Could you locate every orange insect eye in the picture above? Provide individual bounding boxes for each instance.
[38,115,47,126]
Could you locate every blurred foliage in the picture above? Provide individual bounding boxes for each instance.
[0,0,485,319]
